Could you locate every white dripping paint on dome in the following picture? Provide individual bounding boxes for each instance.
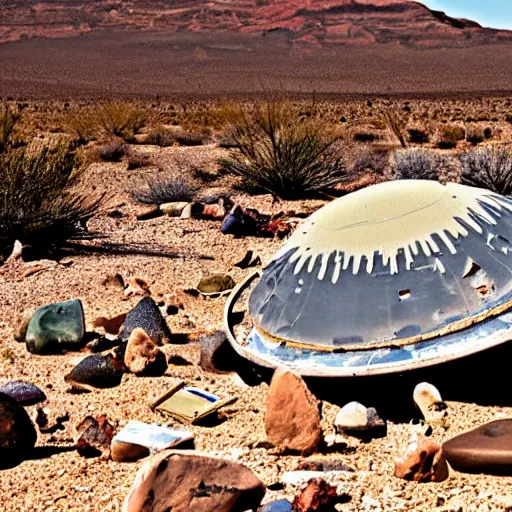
[276,181,512,283]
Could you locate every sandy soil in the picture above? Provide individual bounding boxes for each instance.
[2,141,512,512]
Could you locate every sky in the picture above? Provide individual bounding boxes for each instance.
[421,0,512,30]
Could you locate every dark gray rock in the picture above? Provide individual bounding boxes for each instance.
[64,354,125,391]
[0,381,46,405]
[119,297,171,346]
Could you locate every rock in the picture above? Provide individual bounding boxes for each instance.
[234,250,261,269]
[221,205,259,236]
[196,274,236,295]
[0,393,37,464]
[261,500,293,512]
[136,205,163,221]
[92,312,127,335]
[179,202,204,219]
[394,433,449,482]
[443,419,512,475]
[413,382,448,427]
[292,478,338,512]
[76,415,115,457]
[14,308,35,342]
[102,273,125,290]
[201,203,226,220]
[119,297,172,346]
[334,402,386,439]
[198,330,240,373]
[160,201,190,216]
[0,381,46,405]
[6,240,24,263]
[124,328,167,376]
[265,368,322,454]
[64,354,125,391]
[123,450,266,512]
[25,299,85,354]
[124,277,151,298]
[111,420,193,462]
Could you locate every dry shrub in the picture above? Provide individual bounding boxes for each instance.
[350,145,390,176]
[173,128,210,146]
[460,146,512,195]
[408,128,430,144]
[191,167,219,184]
[0,140,103,259]
[392,148,456,181]
[96,101,148,141]
[465,126,485,146]
[145,126,176,147]
[436,124,465,149]
[383,108,407,148]
[127,151,150,170]
[98,141,128,162]
[353,132,376,143]
[0,104,20,153]
[61,108,99,145]
[130,177,198,205]
[220,103,351,199]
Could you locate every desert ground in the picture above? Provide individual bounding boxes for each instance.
[2,94,512,511]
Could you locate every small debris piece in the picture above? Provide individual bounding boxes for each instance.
[123,450,265,512]
[76,415,115,457]
[25,299,85,355]
[201,203,226,220]
[124,277,151,298]
[151,383,235,424]
[0,381,46,405]
[64,354,125,391]
[265,368,322,455]
[124,328,167,376]
[160,201,190,216]
[198,330,239,374]
[234,250,261,269]
[196,274,236,296]
[180,202,204,219]
[102,273,125,289]
[0,393,37,464]
[443,419,512,476]
[413,382,448,427]
[334,401,386,439]
[292,478,338,512]
[221,205,260,236]
[92,312,127,335]
[261,500,293,512]
[394,433,449,482]
[119,297,172,346]
[111,421,193,462]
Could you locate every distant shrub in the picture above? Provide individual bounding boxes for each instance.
[173,128,210,146]
[483,127,493,139]
[62,108,98,145]
[351,146,390,175]
[220,103,351,199]
[437,124,465,149]
[0,141,103,259]
[191,166,218,184]
[96,101,148,141]
[126,151,150,170]
[408,128,430,144]
[353,132,376,143]
[145,126,176,147]
[130,177,198,205]
[466,126,485,146]
[99,141,128,162]
[460,146,512,195]
[0,104,20,153]
[505,114,512,124]
[392,148,453,181]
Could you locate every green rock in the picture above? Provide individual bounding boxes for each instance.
[25,299,85,354]
[197,274,236,296]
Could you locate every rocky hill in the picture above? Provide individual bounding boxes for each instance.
[1,0,511,46]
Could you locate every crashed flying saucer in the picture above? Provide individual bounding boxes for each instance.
[224,180,512,376]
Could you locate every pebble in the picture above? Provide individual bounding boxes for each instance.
[335,401,386,439]
[413,382,448,427]
[0,381,46,405]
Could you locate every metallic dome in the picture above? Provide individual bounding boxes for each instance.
[225,180,512,376]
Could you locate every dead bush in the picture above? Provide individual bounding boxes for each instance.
[130,177,198,205]
[392,148,455,181]
[98,142,128,162]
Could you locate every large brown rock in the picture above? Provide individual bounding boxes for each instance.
[123,450,265,512]
[265,368,322,455]
[0,392,37,464]
[124,328,167,376]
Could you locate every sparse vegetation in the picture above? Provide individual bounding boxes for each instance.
[353,132,376,143]
[392,148,453,181]
[408,128,430,144]
[96,101,148,141]
[0,140,103,259]
[98,141,128,162]
[126,151,150,170]
[466,126,485,146]
[61,108,99,145]
[220,103,350,199]
[436,124,465,149]
[460,146,512,195]
[130,177,198,205]
[383,108,407,149]
[145,126,176,147]
[0,104,20,153]
[173,128,210,146]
